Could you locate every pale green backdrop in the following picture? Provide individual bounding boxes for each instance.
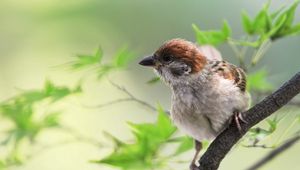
[0,0,299,170]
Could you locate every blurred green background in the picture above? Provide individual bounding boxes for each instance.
[0,0,300,170]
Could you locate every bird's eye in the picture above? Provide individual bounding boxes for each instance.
[162,55,173,63]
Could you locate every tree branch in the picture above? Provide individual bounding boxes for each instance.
[198,72,300,170]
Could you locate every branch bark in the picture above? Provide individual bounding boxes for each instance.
[198,72,300,170]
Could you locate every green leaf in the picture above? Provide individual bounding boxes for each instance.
[70,47,103,70]
[93,107,176,170]
[282,23,300,36]
[268,14,287,38]
[94,47,103,63]
[66,47,135,79]
[192,24,210,44]
[173,136,194,156]
[281,1,299,28]
[241,11,254,34]
[42,112,61,127]
[247,127,272,142]
[157,106,177,138]
[113,47,136,68]
[192,21,231,46]
[103,131,125,147]
[222,21,231,37]
[239,1,300,41]
[266,116,281,133]
[44,80,81,102]
[270,5,285,19]
[273,1,300,38]
[0,80,80,147]
[247,69,273,91]
[252,5,271,34]
[202,140,210,149]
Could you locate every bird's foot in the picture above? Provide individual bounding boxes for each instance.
[190,163,199,170]
[233,111,247,132]
[189,140,201,170]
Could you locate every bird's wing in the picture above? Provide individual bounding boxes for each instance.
[209,60,246,92]
[198,45,222,61]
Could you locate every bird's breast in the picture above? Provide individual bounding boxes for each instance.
[170,78,249,140]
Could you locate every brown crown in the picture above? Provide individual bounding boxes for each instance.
[154,39,207,73]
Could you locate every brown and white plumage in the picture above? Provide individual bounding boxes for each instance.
[209,60,247,92]
[140,38,250,139]
[139,39,250,169]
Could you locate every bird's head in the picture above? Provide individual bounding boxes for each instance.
[139,39,207,85]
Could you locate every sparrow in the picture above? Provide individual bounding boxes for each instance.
[139,39,250,169]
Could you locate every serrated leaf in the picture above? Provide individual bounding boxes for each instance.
[192,21,231,46]
[202,140,210,149]
[281,1,299,28]
[222,21,231,37]
[253,6,270,34]
[69,48,103,70]
[103,131,125,147]
[113,47,135,68]
[242,11,254,34]
[94,107,176,170]
[192,24,209,45]
[0,80,79,147]
[157,106,177,138]
[173,136,193,156]
[94,47,103,63]
[274,1,300,38]
[270,5,285,19]
[42,112,61,127]
[43,80,81,102]
[268,14,287,39]
[247,69,273,91]
[248,127,272,141]
[282,23,300,36]
[266,118,278,133]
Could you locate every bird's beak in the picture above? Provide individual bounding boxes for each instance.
[139,55,155,67]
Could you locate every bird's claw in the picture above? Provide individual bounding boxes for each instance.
[234,111,247,132]
[190,163,199,170]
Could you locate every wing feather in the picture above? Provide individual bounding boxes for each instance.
[210,61,247,92]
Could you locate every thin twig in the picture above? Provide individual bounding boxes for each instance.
[86,79,156,111]
[251,40,272,66]
[198,72,300,170]
[242,144,274,149]
[60,126,103,147]
[228,39,247,71]
[87,98,135,108]
[108,80,156,111]
[247,135,300,170]
[27,139,88,160]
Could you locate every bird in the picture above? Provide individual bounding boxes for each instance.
[139,39,250,170]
